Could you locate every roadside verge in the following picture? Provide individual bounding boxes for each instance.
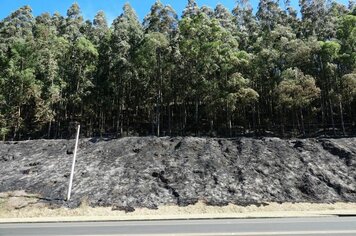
[1,194,356,223]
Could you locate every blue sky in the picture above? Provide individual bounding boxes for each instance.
[0,0,349,24]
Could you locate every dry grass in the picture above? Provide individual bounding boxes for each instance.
[1,191,356,221]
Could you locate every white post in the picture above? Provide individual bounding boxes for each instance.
[67,125,80,201]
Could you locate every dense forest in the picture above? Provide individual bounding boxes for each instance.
[0,0,355,140]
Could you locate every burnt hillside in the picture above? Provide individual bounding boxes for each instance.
[0,137,356,211]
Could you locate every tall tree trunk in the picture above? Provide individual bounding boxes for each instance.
[252,104,256,134]
[339,100,346,136]
[228,116,232,137]
[156,48,162,137]
[320,98,325,133]
[150,109,154,136]
[179,103,182,135]
[14,106,21,140]
[300,108,305,136]
[257,103,261,135]
[329,99,336,136]
[307,108,311,137]
[48,120,52,138]
[126,108,130,136]
[57,121,61,139]
[296,109,300,135]
[349,103,354,124]
[116,104,120,137]
[195,98,199,136]
[226,102,232,137]
[281,107,285,137]
[210,119,214,136]
[99,108,103,138]
[319,56,327,134]
[157,99,160,137]
[120,103,124,136]
[168,103,172,136]
[116,99,124,138]
[349,102,356,123]
[184,103,187,135]
[116,74,123,137]
[103,113,106,137]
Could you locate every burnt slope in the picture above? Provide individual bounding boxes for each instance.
[0,137,356,210]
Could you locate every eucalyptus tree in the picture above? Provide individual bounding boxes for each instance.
[340,73,356,103]
[182,0,200,18]
[318,41,342,134]
[91,11,110,136]
[144,1,178,36]
[200,6,214,18]
[155,4,179,135]
[58,3,99,135]
[331,72,356,135]
[233,0,259,51]
[1,39,39,139]
[143,1,164,33]
[337,11,356,74]
[219,72,259,136]
[256,0,283,32]
[339,73,356,126]
[179,12,218,133]
[0,0,354,139]
[64,37,98,125]
[349,0,355,10]
[51,12,65,36]
[64,3,83,41]
[33,13,68,137]
[141,1,179,136]
[277,68,321,135]
[0,55,8,140]
[282,1,299,34]
[179,11,256,134]
[110,3,143,136]
[322,2,349,40]
[135,32,169,136]
[159,5,179,37]
[299,0,329,39]
[331,10,356,134]
[179,12,214,133]
[214,4,237,34]
[251,22,300,130]
[0,5,34,57]
[0,6,37,139]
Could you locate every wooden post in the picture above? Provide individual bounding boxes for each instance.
[67,125,80,201]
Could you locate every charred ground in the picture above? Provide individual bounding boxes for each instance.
[0,137,356,212]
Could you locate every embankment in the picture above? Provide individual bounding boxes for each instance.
[1,137,355,212]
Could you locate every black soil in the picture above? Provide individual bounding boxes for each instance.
[0,137,356,211]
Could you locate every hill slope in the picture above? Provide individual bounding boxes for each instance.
[0,137,356,211]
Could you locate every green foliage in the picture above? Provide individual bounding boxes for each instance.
[277,68,320,109]
[337,14,356,70]
[320,41,341,60]
[340,73,356,102]
[0,0,355,139]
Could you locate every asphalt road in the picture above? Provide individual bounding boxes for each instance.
[1,217,356,236]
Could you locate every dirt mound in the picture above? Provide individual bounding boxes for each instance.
[0,137,356,211]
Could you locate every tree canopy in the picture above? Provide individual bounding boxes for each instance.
[0,0,355,140]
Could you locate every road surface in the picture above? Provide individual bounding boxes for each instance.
[1,217,356,235]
